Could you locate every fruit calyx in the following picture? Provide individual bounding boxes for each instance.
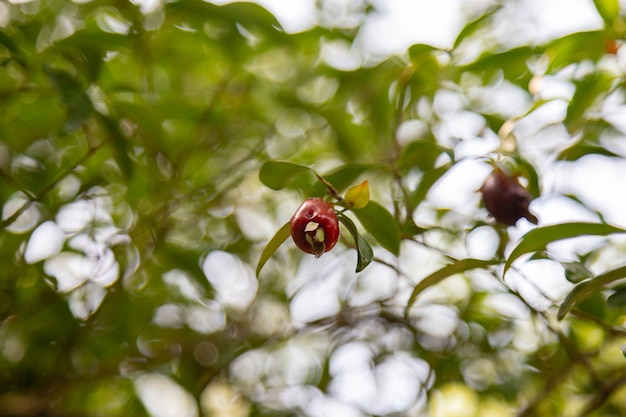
[303,221,326,257]
[290,198,339,258]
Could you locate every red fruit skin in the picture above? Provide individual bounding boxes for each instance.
[290,198,339,257]
[480,169,538,226]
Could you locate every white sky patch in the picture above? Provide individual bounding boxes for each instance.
[523,0,603,43]
[358,0,464,58]
[551,156,626,227]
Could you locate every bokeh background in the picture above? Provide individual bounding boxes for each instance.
[2,0,626,416]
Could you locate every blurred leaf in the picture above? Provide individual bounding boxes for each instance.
[55,30,129,81]
[408,44,437,62]
[337,213,373,272]
[344,180,370,209]
[207,1,282,31]
[565,73,613,134]
[410,162,453,207]
[577,291,607,319]
[397,140,451,173]
[401,219,426,236]
[607,285,626,307]
[512,157,540,198]
[558,265,626,320]
[0,29,22,57]
[593,0,619,25]
[98,113,132,179]
[557,140,620,161]
[167,0,282,32]
[562,261,594,283]
[405,258,499,316]
[463,46,535,86]
[56,30,129,50]
[259,160,314,191]
[113,101,169,153]
[407,46,440,98]
[324,108,379,160]
[505,223,626,275]
[453,6,502,49]
[546,31,607,71]
[352,201,401,255]
[44,66,93,125]
[256,221,291,277]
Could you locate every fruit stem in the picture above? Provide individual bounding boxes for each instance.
[314,172,343,203]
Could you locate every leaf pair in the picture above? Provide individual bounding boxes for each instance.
[404,222,626,319]
[504,222,626,320]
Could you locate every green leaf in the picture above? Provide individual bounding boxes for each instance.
[99,113,133,179]
[513,157,541,198]
[406,47,440,98]
[562,261,594,283]
[55,30,129,81]
[256,221,291,277]
[167,1,283,34]
[408,44,437,62]
[453,6,502,49]
[565,73,614,134]
[504,223,626,275]
[558,265,626,320]
[410,162,453,207]
[352,201,401,255]
[593,0,619,25]
[217,1,283,30]
[113,101,169,153]
[44,66,93,124]
[546,31,607,72]
[324,112,379,160]
[337,213,373,272]
[607,285,626,308]
[462,46,535,86]
[259,161,314,191]
[557,140,621,161]
[405,258,499,317]
[0,29,22,57]
[397,140,450,173]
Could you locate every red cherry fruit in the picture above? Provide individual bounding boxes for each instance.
[480,168,538,226]
[290,198,339,258]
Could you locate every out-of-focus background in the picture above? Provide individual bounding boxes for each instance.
[2,0,626,416]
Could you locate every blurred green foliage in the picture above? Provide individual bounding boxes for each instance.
[2,1,626,416]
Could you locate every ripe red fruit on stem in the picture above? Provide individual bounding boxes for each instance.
[480,168,538,226]
[290,198,339,258]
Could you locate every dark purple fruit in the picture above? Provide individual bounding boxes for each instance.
[480,168,538,226]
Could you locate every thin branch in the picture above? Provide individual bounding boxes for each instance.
[570,310,626,338]
[516,360,577,417]
[577,371,626,417]
[314,171,344,202]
